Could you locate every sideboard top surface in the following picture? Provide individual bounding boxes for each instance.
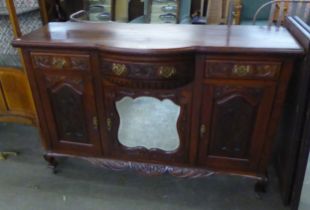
[12,22,304,55]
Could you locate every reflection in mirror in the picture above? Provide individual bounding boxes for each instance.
[116,96,180,151]
[69,0,192,24]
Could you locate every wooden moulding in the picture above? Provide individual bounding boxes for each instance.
[45,152,268,181]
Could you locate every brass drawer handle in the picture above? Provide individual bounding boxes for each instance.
[233,65,252,76]
[159,66,176,78]
[52,57,67,69]
[106,117,112,131]
[112,63,127,76]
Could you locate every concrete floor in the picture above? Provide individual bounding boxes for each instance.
[299,155,310,210]
[0,123,289,210]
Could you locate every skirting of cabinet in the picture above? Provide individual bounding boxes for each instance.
[44,152,269,181]
[0,68,36,125]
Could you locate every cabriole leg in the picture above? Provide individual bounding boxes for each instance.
[43,154,58,174]
[255,175,269,199]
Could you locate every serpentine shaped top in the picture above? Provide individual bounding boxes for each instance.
[12,22,303,55]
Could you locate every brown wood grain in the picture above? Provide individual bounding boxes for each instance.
[12,22,303,55]
[0,69,36,125]
[13,22,304,186]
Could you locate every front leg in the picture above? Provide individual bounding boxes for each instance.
[43,154,58,174]
[255,174,269,199]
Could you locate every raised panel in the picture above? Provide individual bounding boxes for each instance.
[199,82,276,171]
[49,83,88,143]
[209,90,261,159]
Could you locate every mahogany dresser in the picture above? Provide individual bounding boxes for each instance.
[12,22,304,192]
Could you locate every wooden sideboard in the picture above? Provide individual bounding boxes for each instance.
[12,22,303,192]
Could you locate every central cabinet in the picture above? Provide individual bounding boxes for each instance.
[100,53,194,164]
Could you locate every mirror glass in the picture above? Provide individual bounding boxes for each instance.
[68,0,192,24]
[116,96,180,151]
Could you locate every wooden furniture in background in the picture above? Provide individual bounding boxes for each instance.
[13,22,303,192]
[0,0,46,159]
[0,0,45,126]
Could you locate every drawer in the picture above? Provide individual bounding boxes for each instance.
[30,52,90,71]
[100,59,194,88]
[205,60,281,80]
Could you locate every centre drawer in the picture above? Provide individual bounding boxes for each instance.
[100,54,194,89]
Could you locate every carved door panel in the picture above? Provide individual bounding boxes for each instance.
[37,73,102,156]
[198,82,276,172]
[102,82,192,164]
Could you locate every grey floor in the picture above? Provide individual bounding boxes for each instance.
[299,156,310,210]
[0,123,289,210]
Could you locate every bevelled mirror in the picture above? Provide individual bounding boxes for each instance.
[116,96,180,152]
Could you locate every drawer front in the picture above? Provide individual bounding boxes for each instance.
[31,52,90,71]
[100,59,194,88]
[205,60,281,80]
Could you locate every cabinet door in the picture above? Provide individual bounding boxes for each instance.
[37,72,102,156]
[198,82,276,172]
[102,83,192,164]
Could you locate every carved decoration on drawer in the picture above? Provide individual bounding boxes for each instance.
[71,57,90,70]
[31,54,90,71]
[33,55,50,68]
[52,57,67,69]
[205,61,281,79]
[256,64,279,78]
